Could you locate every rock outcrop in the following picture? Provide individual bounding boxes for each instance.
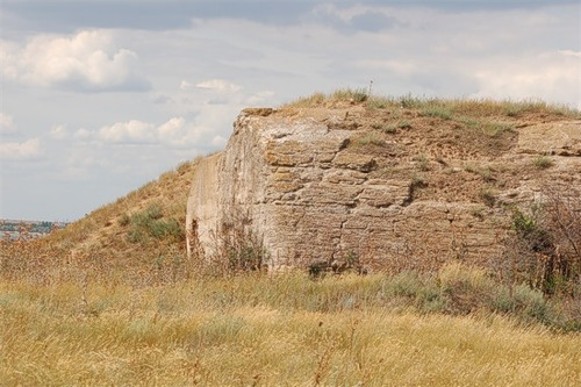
[186,103,581,271]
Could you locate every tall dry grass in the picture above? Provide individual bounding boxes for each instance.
[1,271,580,386]
[283,89,581,120]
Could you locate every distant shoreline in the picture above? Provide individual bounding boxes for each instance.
[0,219,69,240]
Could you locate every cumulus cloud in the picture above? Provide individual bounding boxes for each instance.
[157,117,185,138]
[50,125,68,139]
[246,90,276,105]
[354,59,419,77]
[0,30,150,92]
[0,113,16,133]
[309,4,403,33]
[0,138,42,160]
[98,120,156,143]
[76,116,214,147]
[471,50,581,107]
[191,79,242,93]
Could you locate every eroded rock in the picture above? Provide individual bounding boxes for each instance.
[186,108,581,272]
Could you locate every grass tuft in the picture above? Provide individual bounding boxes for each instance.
[533,155,554,169]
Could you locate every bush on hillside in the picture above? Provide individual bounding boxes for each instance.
[125,203,184,244]
[503,186,581,295]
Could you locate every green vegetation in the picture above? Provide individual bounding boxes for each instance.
[413,154,430,172]
[464,163,495,182]
[507,189,581,295]
[124,203,184,244]
[353,132,384,147]
[479,188,497,207]
[372,119,412,134]
[421,105,453,120]
[331,88,368,103]
[533,155,555,169]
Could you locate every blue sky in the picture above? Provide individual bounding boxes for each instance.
[1,0,580,221]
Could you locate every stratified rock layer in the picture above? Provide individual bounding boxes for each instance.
[187,105,581,271]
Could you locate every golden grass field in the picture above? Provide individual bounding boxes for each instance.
[2,93,580,386]
[1,269,580,386]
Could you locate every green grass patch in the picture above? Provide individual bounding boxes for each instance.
[126,203,184,244]
[533,155,554,169]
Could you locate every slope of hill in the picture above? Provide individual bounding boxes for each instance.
[2,159,200,283]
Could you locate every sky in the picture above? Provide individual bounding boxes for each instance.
[0,0,580,221]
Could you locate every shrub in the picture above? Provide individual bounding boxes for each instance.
[283,92,326,108]
[513,284,552,323]
[366,97,391,109]
[413,154,430,171]
[118,213,130,227]
[149,218,182,239]
[126,203,184,244]
[381,120,411,134]
[354,132,384,147]
[479,188,497,207]
[399,94,423,109]
[384,271,425,298]
[206,213,269,274]
[421,106,453,120]
[481,122,513,137]
[331,88,368,103]
[397,120,412,129]
[506,186,581,295]
[533,156,554,169]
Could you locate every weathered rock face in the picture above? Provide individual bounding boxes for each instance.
[186,105,581,271]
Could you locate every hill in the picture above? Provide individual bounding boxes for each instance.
[1,158,199,283]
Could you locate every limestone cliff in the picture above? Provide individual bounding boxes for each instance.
[186,101,581,271]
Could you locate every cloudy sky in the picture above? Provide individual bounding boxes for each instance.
[1,0,580,221]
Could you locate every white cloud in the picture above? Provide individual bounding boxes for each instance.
[471,50,581,107]
[195,79,242,93]
[0,113,16,133]
[179,80,194,90]
[0,138,41,160]
[0,30,150,92]
[97,120,156,143]
[77,116,213,147]
[354,59,419,77]
[246,90,276,105]
[558,50,581,58]
[158,117,185,137]
[211,135,227,147]
[50,124,68,139]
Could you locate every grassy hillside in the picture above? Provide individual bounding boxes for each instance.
[1,159,200,284]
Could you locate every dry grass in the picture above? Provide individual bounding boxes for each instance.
[1,159,201,285]
[283,89,581,120]
[1,269,580,386]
